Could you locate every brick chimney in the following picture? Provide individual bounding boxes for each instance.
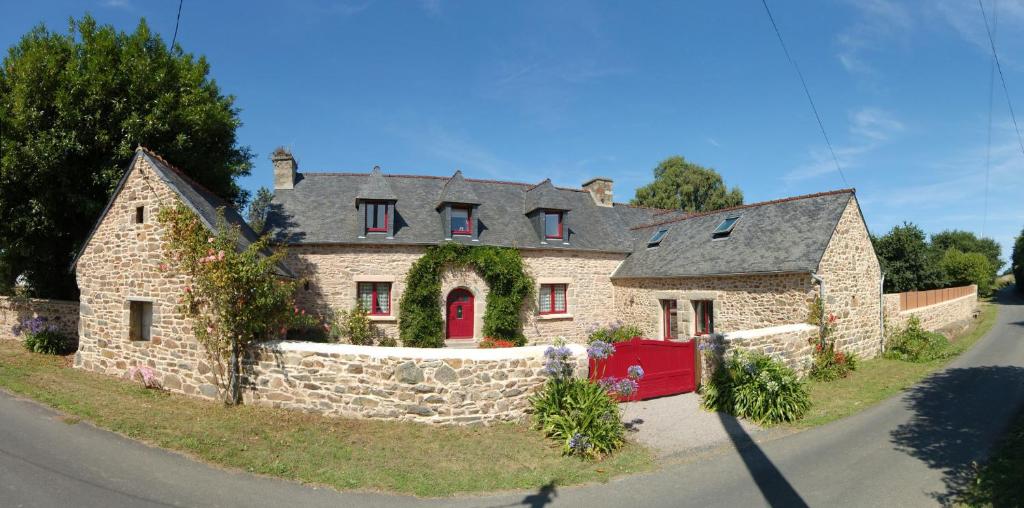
[272,147,297,190]
[582,177,613,207]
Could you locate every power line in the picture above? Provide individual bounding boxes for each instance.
[978,0,1024,159]
[760,0,849,188]
[983,0,997,237]
[171,0,183,47]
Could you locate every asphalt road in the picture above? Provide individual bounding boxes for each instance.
[2,289,1022,508]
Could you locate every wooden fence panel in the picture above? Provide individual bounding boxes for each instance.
[894,284,974,311]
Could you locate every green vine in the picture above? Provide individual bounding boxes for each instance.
[398,243,534,348]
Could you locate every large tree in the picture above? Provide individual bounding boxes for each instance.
[1,15,253,299]
[245,186,273,234]
[631,156,743,212]
[930,230,1003,278]
[1013,227,1024,294]
[872,223,947,293]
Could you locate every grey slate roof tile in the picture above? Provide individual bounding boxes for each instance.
[436,170,480,208]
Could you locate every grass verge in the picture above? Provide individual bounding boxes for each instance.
[790,302,998,429]
[0,342,653,497]
[957,408,1024,506]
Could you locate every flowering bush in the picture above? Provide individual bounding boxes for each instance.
[587,321,643,344]
[13,317,74,355]
[125,366,161,389]
[479,337,516,348]
[701,350,810,425]
[530,339,625,459]
[809,341,858,381]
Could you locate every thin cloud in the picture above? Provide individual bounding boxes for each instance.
[836,0,911,76]
[784,107,903,182]
[850,108,904,141]
[391,125,520,179]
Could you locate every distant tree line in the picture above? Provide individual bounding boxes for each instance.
[872,223,1003,296]
[1013,227,1023,294]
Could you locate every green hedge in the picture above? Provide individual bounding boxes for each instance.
[398,244,534,348]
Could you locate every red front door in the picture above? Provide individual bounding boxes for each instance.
[446,289,474,339]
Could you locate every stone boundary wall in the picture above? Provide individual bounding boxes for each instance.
[0,296,79,342]
[242,342,587,425]
[884,285,978,334]
[706,323,818,376]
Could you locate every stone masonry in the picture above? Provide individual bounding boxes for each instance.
[883,286,978,334]
[74,156,221,399]
[0,296,79,342]
[243,342,588,425]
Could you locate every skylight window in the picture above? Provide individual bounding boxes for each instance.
[712,216,740,239]
[648,228,669,247]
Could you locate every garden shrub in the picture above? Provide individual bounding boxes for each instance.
[587,321,644,343]
[12,317,74,355]
[530,341,626,459]
[939,248,993,296]
[884,315,950,362]
[398,243,533,348]
[701,350,810,425]
[809,342,858,382]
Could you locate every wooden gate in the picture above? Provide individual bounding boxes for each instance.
[589,337,696,401]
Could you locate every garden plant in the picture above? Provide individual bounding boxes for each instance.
[884,315,951,363]
[701,349,811,425]
[11,316,74,355]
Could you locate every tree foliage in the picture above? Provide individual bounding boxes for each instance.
[630,156,743,212]
[939,249,993,296]
[158,203,297,404]
[246,187,274,233]
[1013,227,1024,294]
[0,15,252,298]
[399,243,533,348]
[931,230,1002,280]
[873,223,946,293]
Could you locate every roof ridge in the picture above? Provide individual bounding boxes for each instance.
[298,171,588,193]
[136,146,227,206]
[630,188,855,231]
[613,202,675,212]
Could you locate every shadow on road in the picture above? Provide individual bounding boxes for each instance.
[488,481,557,508]
[718,412,808,507]
[891,365,1024,504]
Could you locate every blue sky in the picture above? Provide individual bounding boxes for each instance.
[4,0,1024,264]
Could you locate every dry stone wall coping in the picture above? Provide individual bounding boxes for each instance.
[722,323,817,341]
[261,340,585,360]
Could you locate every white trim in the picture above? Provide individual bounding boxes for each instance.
[537,313,574,321]
[260,340,586,361]
[722,323,816,341]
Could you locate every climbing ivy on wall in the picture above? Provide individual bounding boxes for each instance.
[399,243,534,348]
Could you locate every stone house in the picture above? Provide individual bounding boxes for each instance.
[265,148,883,356]
[70,147,883,399]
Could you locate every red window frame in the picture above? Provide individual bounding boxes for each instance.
[451,206,472,236]
[662,299,678,340]
[365,201,388,233]
[538,284,568,315]
[543,211,563,239]
[694,300,714,336]
[357,282,391,316]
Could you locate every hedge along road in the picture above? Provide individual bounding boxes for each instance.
[1,289,1022,508]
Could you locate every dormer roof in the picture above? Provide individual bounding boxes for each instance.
[355,166,397,204]
[524,179,571,213]
[436,170,480,209]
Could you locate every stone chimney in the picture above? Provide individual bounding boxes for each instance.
[582,177,613,207]
[272,147,297,190]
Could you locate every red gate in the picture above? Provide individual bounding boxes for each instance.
[589,338,696,400]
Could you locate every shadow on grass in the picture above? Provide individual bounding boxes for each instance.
[718,412,808,507]
[890,365,1024,504]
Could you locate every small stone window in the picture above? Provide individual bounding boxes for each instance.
[661,299,678,340]
[693,300,714,336]
[538,284,568,314]
[129,301,153,341]
[135,206,145,224]
[357,282,391,315]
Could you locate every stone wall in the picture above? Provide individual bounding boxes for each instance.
[74,156,220,399]
[242,342,587,425]
[884,286,978,335]
[612,272,816,339]
[815,197,884,358]
[286,244,625,344]
[0,296,79,342]
[702,323,818,376]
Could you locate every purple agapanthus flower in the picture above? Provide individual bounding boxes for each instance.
[627,364,644,380]
[587,340,614,361]
[569,433,592,454]
[542,345,574,380]
[11,316,57,337]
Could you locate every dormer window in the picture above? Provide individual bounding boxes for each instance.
[451,206,472,236]
[544,211,563,239]
[365,201,388,233]
[712,216,739,239]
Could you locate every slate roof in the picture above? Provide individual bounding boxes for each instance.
[436,171,480,208]
[524,179,571,212]
[355,166,398,203]
[266,172,660,252]
[612,190,855,278]
[72,148,295,278]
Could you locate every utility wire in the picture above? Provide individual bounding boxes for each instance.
[171,0,183,47]
[983,0,997,237]
[978,0,1024,159]
[760,0,849,188]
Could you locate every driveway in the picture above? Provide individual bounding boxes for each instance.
[2,289,1022,507]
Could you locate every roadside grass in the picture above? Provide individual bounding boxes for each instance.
[0,343,653,496]
[957,408,1024,507]
[790,302,998,429]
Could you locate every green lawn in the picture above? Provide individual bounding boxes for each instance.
[0,342,653,496]
[790,302,998,429]
[958,408,1024,507]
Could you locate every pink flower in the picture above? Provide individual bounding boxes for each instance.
[208,237,215,243]
[184,286,191,293]
[206,326,214,334]
[217,250,225,260]
[158,263,168,272]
